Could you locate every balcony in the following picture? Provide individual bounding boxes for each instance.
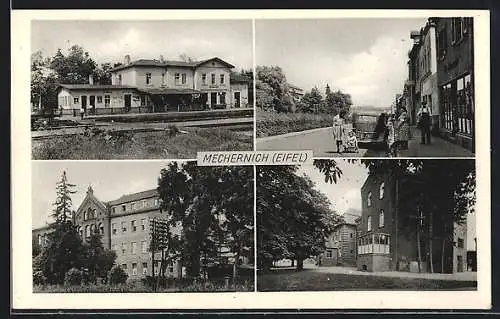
[357,233,391,255]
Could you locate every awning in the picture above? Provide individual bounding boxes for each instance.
[138,88,202,95]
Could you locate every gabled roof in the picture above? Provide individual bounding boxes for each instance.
[58,84,137,90]
[110,57,235,72]
[76,189,109,217]
[107,189,159,206]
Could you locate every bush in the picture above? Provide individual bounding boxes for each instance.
[256,108,334,137]
[64,267,83,286]
[108,265,128,285]
[33,270,47,285]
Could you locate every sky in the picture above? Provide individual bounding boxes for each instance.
[296,160,477,250]
[32,161,171,229]
[256,18,428,108]
[31,20,253,70]
[297,160,368,216]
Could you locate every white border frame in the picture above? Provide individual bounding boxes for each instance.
[12,9,490,310]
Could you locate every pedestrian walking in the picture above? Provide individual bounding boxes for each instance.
[418,101,431,144]
[332,114,344,153]
[396,106,410,150]
[80,106,85,120]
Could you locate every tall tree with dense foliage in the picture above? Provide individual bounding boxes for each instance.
[31,50,59,113]
[299,87,324,113]
[256,65,293,112]
[257,165,340,271]
[157,163,253,278]
[50,45,97,84]
[36,171,86,284]
[84,229,117,283]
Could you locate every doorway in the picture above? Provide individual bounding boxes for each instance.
[210,92,217,108]
[89,95,96,114]
[124,94,131,112]
[234,92,241,108]
[81,95,87,111]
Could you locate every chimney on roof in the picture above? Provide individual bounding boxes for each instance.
[159,55,165,63]
[124,54,131,65]
[88,74,94,85]
[87,185,93,195]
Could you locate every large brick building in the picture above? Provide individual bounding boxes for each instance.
[33,186,250,280]
[357,170,467,273]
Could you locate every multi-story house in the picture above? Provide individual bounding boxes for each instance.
[57,56,249,116]
[435,17,475,152]
[319,212,359,267]
[357,170,467,273]
[288,84,304,103]
[33,185,252,280]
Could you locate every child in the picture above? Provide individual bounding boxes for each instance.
[345,129,359,153]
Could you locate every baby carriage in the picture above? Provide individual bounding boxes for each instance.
[343,128,359,153]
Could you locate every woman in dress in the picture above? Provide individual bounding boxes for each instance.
[396,106,410,150]
[332,114,344,153]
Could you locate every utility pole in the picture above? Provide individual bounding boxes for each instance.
[410,206,426,273]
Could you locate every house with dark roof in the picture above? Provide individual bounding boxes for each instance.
[57,56,249,116]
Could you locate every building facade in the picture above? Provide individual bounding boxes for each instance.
[319,212,359,267]
[435,17,475,152]
[57,56,250,115]
[357,171,467,273]
[32,186,251,280]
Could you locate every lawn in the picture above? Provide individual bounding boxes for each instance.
[34,277,255,293]
[256,109,334,138]
[257,269,478,291]
[32,126,253,160]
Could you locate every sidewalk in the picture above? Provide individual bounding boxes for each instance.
[397,126,474,157]
[307,264,477,282]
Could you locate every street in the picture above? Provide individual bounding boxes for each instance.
[256,126,474,157]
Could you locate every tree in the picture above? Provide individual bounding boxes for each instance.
[93,63,113,85]
[256,66,293,112]
[257,165,341,271]
[83,229,116,283]
[31,50,59,114]
[157,163,253,278]
[36,171,86,284]
[50,45,97,84]
[179,53,197,63]
[299,87,323,113]
[51,171,76,223]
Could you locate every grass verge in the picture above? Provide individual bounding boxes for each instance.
[256,109,334,138]
[32,126,252,160]
[257,269,477,291]
[33,277,254,293]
